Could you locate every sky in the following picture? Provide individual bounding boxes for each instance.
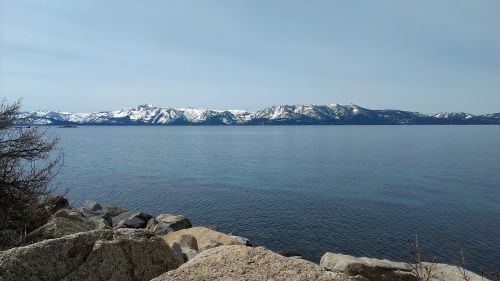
[0,0,499,114]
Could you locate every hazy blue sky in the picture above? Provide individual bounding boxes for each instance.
[1,0,499,113]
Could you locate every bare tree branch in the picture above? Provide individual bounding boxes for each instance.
[0,98,64,249]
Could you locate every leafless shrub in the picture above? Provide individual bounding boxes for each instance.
[480,262,499,281]
[456,248,472,281]
[406,235,498,281]
[457,248,499,281]
[407,234,437,281]
[0,98,63,249]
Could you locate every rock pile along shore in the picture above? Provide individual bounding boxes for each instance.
[0,199,487,281]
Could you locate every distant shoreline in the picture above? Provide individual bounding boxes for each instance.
[16,104,500,126]
[15,123,500,127]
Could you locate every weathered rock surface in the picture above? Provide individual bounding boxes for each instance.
[156,214,192,231]
[151,245,338,281]
[200,240,223,251]
[181,248,199,262]
[420,262,485,281]
[167,242,186,264]
[320,252,415,281]
[165,234,200,262]
[163,227,251,251]
[146,217,158,229]
[146,218,175,235]
[23,209,108,244]
[320,252,485,281]
[175,234,199,251]
[0,229,182,281]
[112,211,152,229]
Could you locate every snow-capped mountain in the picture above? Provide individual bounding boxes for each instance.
[17,104,500,125]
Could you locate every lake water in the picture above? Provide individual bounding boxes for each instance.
[52,125,499,271]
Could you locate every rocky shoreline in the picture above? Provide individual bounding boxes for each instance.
[0,199,486,281]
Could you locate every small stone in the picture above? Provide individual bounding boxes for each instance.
[115,216,146,229]
[156,214,191,231]
[112,211,152,229]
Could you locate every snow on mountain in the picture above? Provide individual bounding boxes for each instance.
[433,112,474,119]
[18,105,253,125]
[16,104,500,125]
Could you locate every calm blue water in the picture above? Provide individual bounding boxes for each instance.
[52,126,499,271]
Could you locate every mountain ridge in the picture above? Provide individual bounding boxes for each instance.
[17,103,500,125]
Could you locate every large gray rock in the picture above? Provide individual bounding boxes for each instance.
[165,234,200,262]
[167,242,186,264]
[23,209,108,245]
[146,218,175,235]
[151,245,338,281]
[0,229,182,281]
[320,252,485,281]
[162,227,251,251]
[156,214,192,231]
[320,252,416,281]
[428,263,486,281]
[112,211,152,229]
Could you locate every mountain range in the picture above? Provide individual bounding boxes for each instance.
[17,103,500,125]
